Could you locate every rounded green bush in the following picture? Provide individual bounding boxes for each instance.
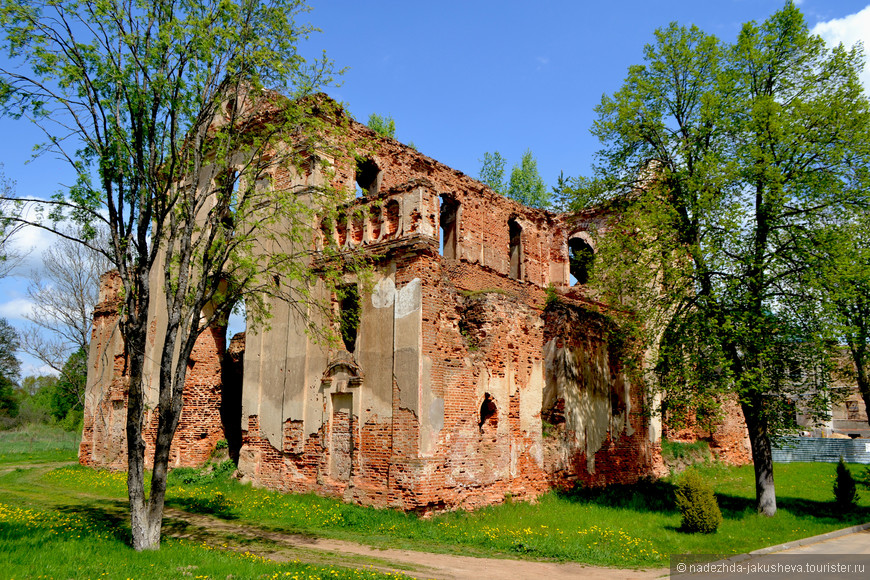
[675,470,722,534]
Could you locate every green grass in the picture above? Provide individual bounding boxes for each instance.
[0,424,80,466]
[0,464,410,579]
[28,459,870,569]
[3,431,870,573]
[661,439,712,463]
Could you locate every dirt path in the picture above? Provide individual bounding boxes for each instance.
[162,507,669,580]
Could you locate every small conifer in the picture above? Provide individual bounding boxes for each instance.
[675,470,722,534]
[833,456,859,512]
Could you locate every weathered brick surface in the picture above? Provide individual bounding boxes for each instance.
[79,272,228,469]
[82,97,661,513]
[665,396,752,466]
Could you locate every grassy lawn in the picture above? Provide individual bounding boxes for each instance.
[2,424,869,575]
[0,424,79,466]
[13,456,868,570]
[0,430,410,580]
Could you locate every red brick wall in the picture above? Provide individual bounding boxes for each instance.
[80,272,229,470]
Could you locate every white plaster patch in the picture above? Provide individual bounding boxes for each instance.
[429,397,444,432]
[394,278,421,319]
[529,442,544,468]
[371,276,396,309]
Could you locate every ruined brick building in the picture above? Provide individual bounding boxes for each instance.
[80,96,664,512]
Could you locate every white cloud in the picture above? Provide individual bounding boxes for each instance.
[812,6,870,91]
[21,362,59,377]
[0,297,35,321]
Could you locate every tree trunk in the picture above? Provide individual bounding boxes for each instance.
[124,316,162,550]
[849,344,870,429]
[741,397,777,516]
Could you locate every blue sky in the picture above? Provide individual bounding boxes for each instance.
[2,0,870,375]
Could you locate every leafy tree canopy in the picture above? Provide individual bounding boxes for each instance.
[366,113,396,139]
[590,1,870,516]
[479,149,551,209]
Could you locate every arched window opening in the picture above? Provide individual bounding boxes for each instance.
[439,195,459,259]
[369,206,382,240]
[508,218,523,280]
[568,237,595,285]
[384,199,400,237]
[336,214,348,246]
[479,392,497,432]
[339,284,361,353]
[355,157,381,197]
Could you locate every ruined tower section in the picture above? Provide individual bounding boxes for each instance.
[235,112,661,512]
[79,269,228,469]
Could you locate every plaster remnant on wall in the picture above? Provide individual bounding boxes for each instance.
[371,276,396,309]
[395,278,421,319]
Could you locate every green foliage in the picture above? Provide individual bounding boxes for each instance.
[834,457,859,512]
[478,150,552,209]
[366,113,396,139]
[805,213,870,423]
[50,347,87,424]
[478,151,507,195]
[544,283,560,308]
[168,460,236,489]
[674,470,722,534]
[591,2,870,514]
[660,439,711,463]
[0,318,20,420]
[507,149,550,209]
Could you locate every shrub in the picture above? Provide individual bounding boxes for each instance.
[834,457,859,512]
[674,470,722,534]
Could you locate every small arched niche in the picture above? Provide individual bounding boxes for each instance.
[384,199,400,237]
[508,217,523,280]
[478,392,498,432]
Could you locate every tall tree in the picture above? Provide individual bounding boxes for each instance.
[0,318,21,419]
[20,231,110,410]
[478,150,507,195]
[0,0,347,550]
[592,2,870,516]
[507,149,549,209]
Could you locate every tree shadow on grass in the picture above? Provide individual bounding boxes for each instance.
[556,477,678,513]
[165,495,237,520]
[53,500,131,542]
[556,479,870,528]
[715,492,870,525]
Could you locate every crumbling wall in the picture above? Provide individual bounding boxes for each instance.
[540,302,656,487]
[82,99,661,512]
[664,397,752,465]
[79,271,228,469]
